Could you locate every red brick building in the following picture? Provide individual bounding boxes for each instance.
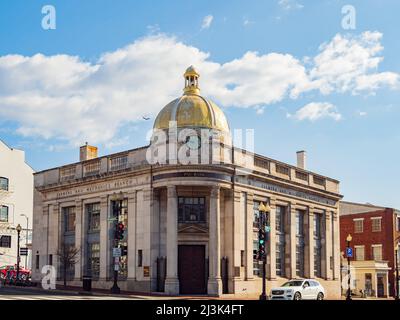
[340,201,400,297]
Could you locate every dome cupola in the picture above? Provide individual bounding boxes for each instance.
[153,66,230,135]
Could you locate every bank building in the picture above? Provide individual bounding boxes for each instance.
[32,67,343,298]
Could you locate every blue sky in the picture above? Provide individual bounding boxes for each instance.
[0,0,399,208]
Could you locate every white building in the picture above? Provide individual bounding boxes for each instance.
[32,67,343,298]
[0,140,34,270]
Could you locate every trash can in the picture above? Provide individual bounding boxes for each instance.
[82,276,92,292]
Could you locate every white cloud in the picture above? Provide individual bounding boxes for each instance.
[201,15,213,30]
[0,31,397,145]
[358,111,367,116]
[310,31,399,94]
[278,0,304,11]
[289,102,342,121]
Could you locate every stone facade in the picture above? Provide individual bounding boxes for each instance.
[31,145,342,298]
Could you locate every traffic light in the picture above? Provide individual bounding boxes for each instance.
[115,222,125,240]
[258,229,266,260]
[122,245,128,256]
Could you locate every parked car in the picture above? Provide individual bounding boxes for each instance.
[270,279,325,300]
[0,265,31,282]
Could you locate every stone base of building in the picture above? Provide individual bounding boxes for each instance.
[31,276,341,299]
[164,277,179,295]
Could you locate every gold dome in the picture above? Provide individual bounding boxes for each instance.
[153,66,230,133]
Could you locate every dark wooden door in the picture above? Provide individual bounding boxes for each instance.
[178,245,206,294]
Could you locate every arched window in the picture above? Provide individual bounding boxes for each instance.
[0,177,9,191]
[0,205,9,222]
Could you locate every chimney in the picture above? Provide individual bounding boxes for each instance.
[296,150,306,170]
[80,142,98,162]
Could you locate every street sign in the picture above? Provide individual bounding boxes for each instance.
[20,247,28,256]
[114,264,120,271]
[346,247,353,258]
[113,248,121,257]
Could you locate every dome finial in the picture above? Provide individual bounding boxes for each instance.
[183,66,200,95]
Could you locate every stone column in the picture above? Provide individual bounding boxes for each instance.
[50,203,60,273]
[268,198,277,280]
[289,203,297,279]
[99,196,108,280]
[305,207,314,278]
[324,210,333,280]
[332,210,341,280]
[164,185,179,294]
[74,199,83,280]
[208,186,223,296]
[127,191,137,281]
[245,193,254,280]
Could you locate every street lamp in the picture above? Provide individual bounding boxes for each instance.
[16,223,22,285]
[110,192,124,294]
[20,214,29,269]
[346,234,352,301]
[258,201,271,301]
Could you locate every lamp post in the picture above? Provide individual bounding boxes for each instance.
[346,234,352,301]
[395,244,399,301]
[16,224,22,285]
[20,214,29,269]
[258,202,271,301]
[110,192,124,294]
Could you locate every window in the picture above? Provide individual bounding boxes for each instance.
[138,250,143,267]
[0,235,11,248]
[35,254,40,271]
[63,206,76,232]
[87,242,100,278]
[87,203,100,231]
[355,246,365,261]
[253,201,260,228]
[276,206,286,276]
[110,155,128,171]
[371,217,382,232]
[0,177,9,191]
[295,171,308,181]
[60,166,76,181]
[110,199,128,278]
[295,210,305,277]
[354,219,364,233]
[313,175,325,186]
[241,250,245,267]
[314,213,322,278]
[49,254,53,266]
[254,158,269,170]
[397,216,400,232]
[372,245,382,261]
[0,206,9,222]
[178,197,206,223]
[253,240,261,276]
[83,160,100,176]
[276,164,290,176]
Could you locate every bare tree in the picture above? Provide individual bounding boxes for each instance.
[56,242,80,288]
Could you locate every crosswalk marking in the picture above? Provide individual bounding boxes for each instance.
[0,294,134,301]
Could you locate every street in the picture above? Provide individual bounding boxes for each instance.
[0,286,161,300]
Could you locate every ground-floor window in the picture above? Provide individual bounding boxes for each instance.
[314,213,322,277]
[275,206,285,276]
[0,235,11,248]
[87,242,100,278]
[253,239,261,276]
[109,199,128,278]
